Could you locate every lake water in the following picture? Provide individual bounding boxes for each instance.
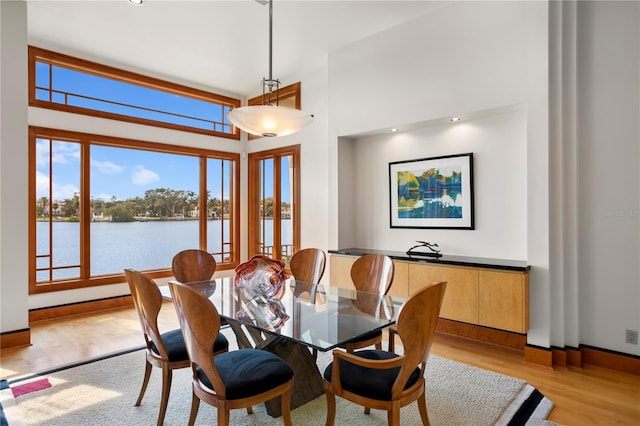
[36,220,291,281]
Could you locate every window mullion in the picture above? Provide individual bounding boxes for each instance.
[81,143,91,279]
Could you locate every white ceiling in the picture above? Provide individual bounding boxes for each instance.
[27,0,447,97]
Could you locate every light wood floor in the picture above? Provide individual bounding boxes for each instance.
[1,304,639,426]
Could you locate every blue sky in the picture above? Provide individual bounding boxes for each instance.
[35,140,228,202]
[36,139,289,203]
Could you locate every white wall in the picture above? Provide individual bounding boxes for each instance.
[328,1,551,348]
[344,108,528,260]
[0,1,29,333]
[576,1,639,354]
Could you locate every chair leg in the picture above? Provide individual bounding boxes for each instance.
[157,366,172,426]
[217,407,230,426]
[135,360,153,406]
[375,341,382,350]
[388,402,401,426]
[364,407,371,414]
[281,387,293,426]
[246,406,253,414]
[417,391,430,426]
[188,392,200,426]
[388,331,395,352]
[325,389,336,426]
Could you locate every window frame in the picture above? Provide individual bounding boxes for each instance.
[247,145,300,263]
[28,46,241,140]
[29,126,241,294]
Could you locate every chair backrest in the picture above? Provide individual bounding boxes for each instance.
[172,249,216,283]
[290,248,326,284]
[168,280,227,396]
[124,268,168,360]
[393,281,447,394]
[350,254,394,295]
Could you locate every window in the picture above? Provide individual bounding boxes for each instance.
[248,145,300,264]
[29,127,240,294]
[29,46,241,139]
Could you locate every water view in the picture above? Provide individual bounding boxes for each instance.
[36,219,291,281]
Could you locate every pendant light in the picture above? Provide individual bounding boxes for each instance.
[226,0,313,138]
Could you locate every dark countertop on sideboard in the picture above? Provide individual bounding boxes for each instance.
[328,248,530,272]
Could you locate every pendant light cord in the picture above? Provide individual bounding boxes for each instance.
[262,0,279,106]
[268,0,273,82]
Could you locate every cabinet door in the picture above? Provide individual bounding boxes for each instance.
[439,266,479,324]
[407,263,442,296]
[479,270,529,333]
[388,261,409,298]
[329,255,357,289]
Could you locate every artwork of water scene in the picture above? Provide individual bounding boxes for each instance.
[396,165,463,219]
[389,153,474,229]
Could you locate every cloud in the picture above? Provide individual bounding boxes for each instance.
[132,165,159,185]
[91,158,124,174]
[35,170,50,198]
[94,193,115,202]
[35,139,81,168]
[53,183,80,201]
[36,170,80,200]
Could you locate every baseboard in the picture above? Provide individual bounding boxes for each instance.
[436,319,527,350]
[580,345,640,375]
[437,320,639,376]
[526,344,639,375]
[0,329,31,350]
[524,345,553,368]
[28,295,134,323]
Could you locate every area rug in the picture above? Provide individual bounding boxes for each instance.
[1,339,553,425]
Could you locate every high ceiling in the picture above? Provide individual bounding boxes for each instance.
[27,0,447,97]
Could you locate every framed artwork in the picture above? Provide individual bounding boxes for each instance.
[389,153,474,229]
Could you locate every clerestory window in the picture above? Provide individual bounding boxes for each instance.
[29,46,241,139]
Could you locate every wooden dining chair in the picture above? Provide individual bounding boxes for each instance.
[290,248,326,358]
[341,254,394,352]
[323,281,447,426]
[124,268,229,426]
[168,280,294,426]
[172,248,229,328]
[172,249,217,283]
[289,248,326,284]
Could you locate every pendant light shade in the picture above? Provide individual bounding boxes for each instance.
[226,0,313,138]
[227,105,313,138]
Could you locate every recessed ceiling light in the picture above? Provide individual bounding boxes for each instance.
[450,117,461,122]
[390,128,399,132]
[129,0,143,5]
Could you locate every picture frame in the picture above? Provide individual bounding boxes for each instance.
[389,153,474,229]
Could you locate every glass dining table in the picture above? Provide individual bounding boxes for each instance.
[160,276,404,416]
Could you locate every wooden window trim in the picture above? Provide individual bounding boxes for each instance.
[28,46,241,140]
[248,82,301,109]
[29,126,241,295]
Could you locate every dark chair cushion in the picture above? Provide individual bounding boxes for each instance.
[151,329,229,362]
[197,349,293,400]
[342,329,382,346]
[323,349,422,401]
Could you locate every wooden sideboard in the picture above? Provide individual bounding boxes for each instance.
[329,249,530,334]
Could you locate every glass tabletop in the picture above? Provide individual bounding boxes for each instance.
[161,277,404,352]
